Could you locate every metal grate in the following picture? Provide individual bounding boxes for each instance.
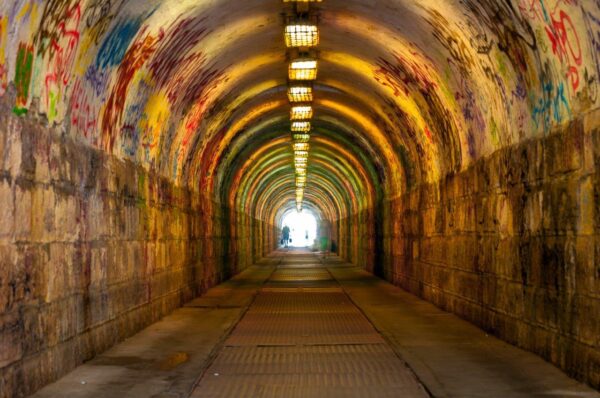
[192,345,426,398]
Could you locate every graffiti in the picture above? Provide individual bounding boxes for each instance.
[0,61,6,96]
[455,72,486,132]
[461,0,537,76]
[511,75,528,101]
[34,0,80,55]
[0,15,7,96]
[470,32,494,54]
[69,78,97,138]
[374,52,438,97]
[581,3,600,100]
[532,76,571,131]
[84,64,109,98]
[148,16,210,99]
[119,83,147,158]
[83,0,125,44]
[13,42,33,114]
[120,122,138,157]
[455,75,485,158]
[96,16,143,69]
[34,0,82,119]
[426,9,475,71]
[579,67,598,107]
[101,26,163,150]
[139,91,170,162]
[518,0,583,91]
[181,69,228,143]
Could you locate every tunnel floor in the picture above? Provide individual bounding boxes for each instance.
[32,250,599,398]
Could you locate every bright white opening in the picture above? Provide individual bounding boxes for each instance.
[281,210,318,247]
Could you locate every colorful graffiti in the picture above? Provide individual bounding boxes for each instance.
[0,15,7,96]
[13,42,33,114]
[0,0,597,207]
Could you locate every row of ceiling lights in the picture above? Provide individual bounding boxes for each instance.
[283,0,321,212]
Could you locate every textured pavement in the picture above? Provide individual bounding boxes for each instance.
[32,250,599,398]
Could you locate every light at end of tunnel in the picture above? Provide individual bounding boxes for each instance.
[296,168,307,176]
[289,59,318,81]
[292,133,311,142]
[291,121,311,132]
[285,24,319,48]
[288,85,313,103]
[290,105,313,120]
[293,142,310,151]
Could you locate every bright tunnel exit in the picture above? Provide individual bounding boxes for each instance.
[281,210,318,247]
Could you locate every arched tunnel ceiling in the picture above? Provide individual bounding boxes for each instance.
[1,0,599,224]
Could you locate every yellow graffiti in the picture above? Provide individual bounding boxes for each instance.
[139,90,170,161]
[0,16,7,93]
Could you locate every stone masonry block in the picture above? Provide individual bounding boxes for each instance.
[0,179,14,238]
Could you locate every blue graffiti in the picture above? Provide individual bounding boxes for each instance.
[532,80,571,132]
[84,64,109,97]
[95,17,143,69]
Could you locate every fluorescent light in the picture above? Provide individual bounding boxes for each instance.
[293,142,309,151]
[292,133,310,142]
[288,85,313,102]
[291,121,311,132]
[290,105,313,120]
[289,59,317,80]
[285,24,319,47]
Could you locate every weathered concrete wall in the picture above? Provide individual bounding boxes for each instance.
[0,92,276,397]
[339,109,600,389]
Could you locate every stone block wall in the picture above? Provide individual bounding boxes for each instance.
[339,109,600,389]
[0,96,276,397]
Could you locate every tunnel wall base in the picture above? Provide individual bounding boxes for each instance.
[0,94,276,397]
[341,108,600,390]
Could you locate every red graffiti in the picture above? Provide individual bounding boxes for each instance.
[43,2,82,111]
[519,0,582,91]
[101,26,164,151]
[545,9,582,90]
[374,51,438,97]
[69,78,97,138]
[0,63,7,95]
[424,125,433,142]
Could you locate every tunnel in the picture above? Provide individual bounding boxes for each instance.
[0,0,599,396]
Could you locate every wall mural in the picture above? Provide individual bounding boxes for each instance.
[0,0,599,212]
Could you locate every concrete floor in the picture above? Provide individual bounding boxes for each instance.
[32,250,600,397]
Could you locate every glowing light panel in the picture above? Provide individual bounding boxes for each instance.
[289,59,318,80]
[292,133,310,142]
[285,24,319,47]
[293,142,310,151]
[291,121,311,132]
[290,105,313,120]
[288,85,314,102]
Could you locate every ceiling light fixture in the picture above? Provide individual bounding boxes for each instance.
[285,23,319,47]
[288,84,314,102]
[293,142,310,151]
[291,121,311,132]
[290,105,313,120]
[292,133,310,142]
[289,58,318,81]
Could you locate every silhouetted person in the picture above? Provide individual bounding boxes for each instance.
[282,225,290,248]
